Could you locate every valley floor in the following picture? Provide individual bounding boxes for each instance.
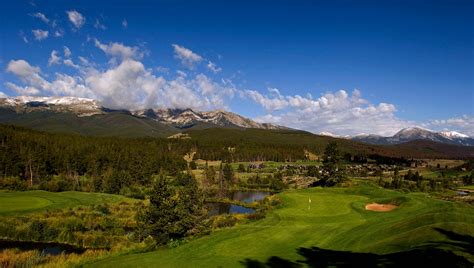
[88,184,474,267]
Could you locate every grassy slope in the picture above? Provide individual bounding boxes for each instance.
[0,190,132,216]
[90,184,474,267]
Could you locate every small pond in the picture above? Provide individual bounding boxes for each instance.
[206,191,270,216]
[206,202,255,216]
[0,239,86,256]
[230,191,271,203]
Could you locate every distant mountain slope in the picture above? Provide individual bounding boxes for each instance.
[1,96,473,158]
[0,108,178,138]
[0,96,284,137]
[353,127,474,146]
[186,128,474,159]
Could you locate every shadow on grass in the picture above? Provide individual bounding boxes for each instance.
[240,228,473,268]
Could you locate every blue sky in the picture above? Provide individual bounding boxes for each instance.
[0,0,473,136]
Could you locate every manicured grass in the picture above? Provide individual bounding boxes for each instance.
[89,184,474,267]
[0,190,133,216]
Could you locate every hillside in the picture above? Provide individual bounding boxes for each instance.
[185,128,474,159]
[0,108,178,138]
[0,96,283,137]
[353,127,474,146]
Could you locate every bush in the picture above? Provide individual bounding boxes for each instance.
[0,177,28,191]
[212,215,238,228]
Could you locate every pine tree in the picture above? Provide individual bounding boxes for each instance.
[319,142,345,186]
[137,176,204,245]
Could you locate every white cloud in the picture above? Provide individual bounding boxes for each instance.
[247,88,410,136]
[423,115,474,137]
[66,10,85,29]
[78,56,90,66]
[31,12,49,24]
[63,46,72,58]
[5,52,234,112]
[5,42,470,137]
[7,60,44,84]
[6,60,48,95]
[94,19,106,30]
[5,82,41,95]
[122,19,128,28]
[0,91,8,98]
[32,29,48,41]
[54,29,64,37]
[172,44,203,68]
[207,61,222,73]
[48,50,61,66]
[94,39,142,61]
[63,59,80,69]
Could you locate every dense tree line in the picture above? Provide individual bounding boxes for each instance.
[0,125,188,192]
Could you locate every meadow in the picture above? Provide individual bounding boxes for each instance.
[88,183,474,267]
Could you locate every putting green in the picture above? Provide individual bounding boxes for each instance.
[0,196,52,213]
[89,185,474,267]
[0,190,132,216]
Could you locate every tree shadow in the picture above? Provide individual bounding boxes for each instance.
[240,228,473,268]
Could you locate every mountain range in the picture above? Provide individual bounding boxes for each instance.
[0,96,472,148]
[0,96,284,137]
[351,127,474,146]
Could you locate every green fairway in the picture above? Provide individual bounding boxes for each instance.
[89,184,474,267]
[0,190,132,215]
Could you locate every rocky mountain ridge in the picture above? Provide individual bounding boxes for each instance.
[0,96,284,130]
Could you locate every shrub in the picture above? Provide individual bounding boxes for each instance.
[212,215,238,228]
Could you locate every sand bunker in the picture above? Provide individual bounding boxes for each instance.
[365,203,398,212]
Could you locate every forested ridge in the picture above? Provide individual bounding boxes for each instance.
[1,124,473,193]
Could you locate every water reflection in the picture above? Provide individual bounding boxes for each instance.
[230,191,270,203]
[206,191,270,216]
[0,239,86,256]
[206,203,255,216]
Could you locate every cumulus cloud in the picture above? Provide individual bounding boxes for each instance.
[246,88,410,136]
[5,39,469,137]
[207,61,222,73]
[48,50,61,66]
[31,12,49,24]
[63,59,79,69]
[32,29,48,41]
[66,10,85,29]
[94,39,142,61]
[423,115,474,136]
[6,60,48,95]
[172,44,203,68]
[5,45,234,111]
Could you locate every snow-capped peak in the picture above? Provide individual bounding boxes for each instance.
[319,131,337,137]
[440,131,469,139]
[3,96,100,106]
[0,96,103,117]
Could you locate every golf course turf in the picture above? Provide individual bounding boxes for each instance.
[0,190,132,216]
[89,184,474,267]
